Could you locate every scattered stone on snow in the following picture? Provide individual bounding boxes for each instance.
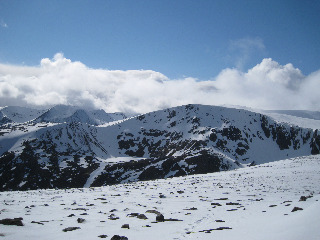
[62,227,81,232]
[291,207,303,212]
[226,202,241,206]
[211,203,222,206]
[110,235,128,240]
[215,227,232,230]
[199,226,232,233]
[299,196,307,201]
[121,224,130,229]
[0,218,24,226]
[77,218,85,223]
[127,213,139,217]
[214,198,229,200]
[31,221,44,225]
[156,214,165,222]
[108,214,119,220]
[95,198,107,201]
[146,209,162,215]
[72,208,88,211]
[137,214,148,219]
[98,235,108,238]
[183,207,197,210]
[164,218,183,222]
[111,194,121,197]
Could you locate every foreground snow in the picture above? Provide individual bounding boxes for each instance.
[1,155,320,240]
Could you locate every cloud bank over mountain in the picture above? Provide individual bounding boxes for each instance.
[0,53,319,113]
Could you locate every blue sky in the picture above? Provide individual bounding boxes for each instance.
[0,0,320,112]
[1,0,319,79]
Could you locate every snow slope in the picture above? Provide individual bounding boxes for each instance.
[262,111,320,130]
[0,154,319,240]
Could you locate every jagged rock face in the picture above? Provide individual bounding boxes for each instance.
[0,104,319,191]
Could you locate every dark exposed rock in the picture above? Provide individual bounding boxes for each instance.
[215,220,225,222]
[164,218,183,222]
[299,196,307,201]
[127,213,139,217]
[108,214,119,220]
[249,161,256,166]
[226,202,241,206]
[110,235,128,240]
[98,235,108,238]
[121,224,130,229]
[146,210,161,215]
[31,221,44,225]
[138,166,165,181]
[183,207,198,210]
[211,203,222,206]
[291,207,303,212]
[156,214,165,222]
[199,226,232,233]
[311,130,320,154]
[77,218,85,223]
[137,214,148,220]
[221,126,242,141]
[62,227,81,232]
[0,218,24,226]
[72,208,88,211]
[215,227,232,230]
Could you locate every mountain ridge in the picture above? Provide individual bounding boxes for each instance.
[0,104,319,191]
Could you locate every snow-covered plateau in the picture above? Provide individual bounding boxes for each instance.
[0,155,319,239]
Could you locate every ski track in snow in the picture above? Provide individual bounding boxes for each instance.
[1,155,320,240]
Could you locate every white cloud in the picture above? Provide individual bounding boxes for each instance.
[0,53,319,113]
[228,37,266,70]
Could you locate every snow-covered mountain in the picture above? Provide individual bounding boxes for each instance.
[0,106,46,124]
[0,104,319,191]
[33,105,127,125]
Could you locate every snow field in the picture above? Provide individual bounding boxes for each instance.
[1,155,319,240]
